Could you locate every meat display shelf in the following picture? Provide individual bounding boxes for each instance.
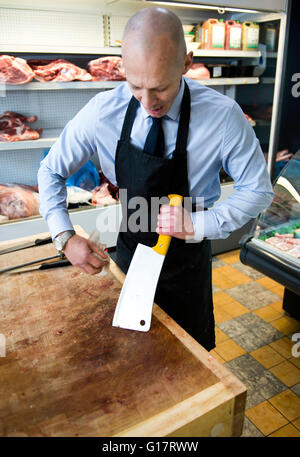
[1,46,261,58]
[2,81,123,91]
[2,77,260,92]
[0,129,61,151]
[240,151,300,320]
[0,203,122,247]
[192,50,261,58]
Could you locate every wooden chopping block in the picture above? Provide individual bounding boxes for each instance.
[0,226,247,437]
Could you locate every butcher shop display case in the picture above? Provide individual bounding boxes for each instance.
[240,149,300,320]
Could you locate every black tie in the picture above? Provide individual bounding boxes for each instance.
[143,117,165,157]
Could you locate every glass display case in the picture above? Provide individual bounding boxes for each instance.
[240,149,300,320]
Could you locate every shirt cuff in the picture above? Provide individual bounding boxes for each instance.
[47,210,74,240]
[191,210,220,241]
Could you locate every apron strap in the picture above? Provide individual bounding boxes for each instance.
[174,81,191,156]
[119,96,139,142]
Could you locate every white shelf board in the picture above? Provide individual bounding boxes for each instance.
[2,77,259,93]
[3,81,123,91]
[0,46,122,55]
[195,77,259,86]
[193,50,261,58]
[0,48,260,58]
[0,129,61,150]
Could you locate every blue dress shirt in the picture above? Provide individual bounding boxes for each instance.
[37,76,274,240]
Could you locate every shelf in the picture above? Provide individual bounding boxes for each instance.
[2,77,260,93]
[3,81,123,91]
[0,46,122,55]
[266,52,278,58]
[0,129,61,151]
[195,77,259,86]
[192,50,261,58]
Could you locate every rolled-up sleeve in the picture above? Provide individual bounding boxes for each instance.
[38,96,98,239]
[191,101,274,240]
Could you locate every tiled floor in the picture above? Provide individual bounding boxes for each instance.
[210,249,300,437]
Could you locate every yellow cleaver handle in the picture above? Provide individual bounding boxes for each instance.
[152,194,183,256]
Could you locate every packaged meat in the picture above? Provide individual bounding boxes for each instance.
[28,59,92,82]
[0,183,40,220]
[0,111,42,142]
[92,183,117,207]
[185,63,210,80]
[0,55,35,85]
[87,57,126,81]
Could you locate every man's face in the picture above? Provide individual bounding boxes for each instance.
[123,42,192,118]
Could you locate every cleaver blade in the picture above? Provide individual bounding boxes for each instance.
[112,194,183,332]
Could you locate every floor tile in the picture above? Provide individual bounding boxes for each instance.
[214,338,246,362]
[225,354,286,402]
[213,291,234,306]
[213,306,232,324]
[212,273,235,290]
[218,299,249,319]
[269,337,294,358]
[217,249,241,264]
[241,416,264,437]
[231,262,264,280]
[293,417,300,431]
[270,301,284,312]
[253,304,284,323]
[291,383,300,397]
[245,400,288,436]
[215,326,230,344]
[268,389,300,421]
[271,285,285,298]
[211,257,226,269]
[226,282,281,311]
[291,357,300,369]
[256,277,280,290]
[212,284,221,293]
[216,265,252,286]
[269,423,300,437]
[250,345,285,369]
[218,314,283,352]
[270,360,300,387]
[269,316,300,335]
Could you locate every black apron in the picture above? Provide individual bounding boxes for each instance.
[114,82,215,351]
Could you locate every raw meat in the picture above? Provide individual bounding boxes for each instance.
[92,183,117,206]
[28,59,92,82]
[0,111,42,142]
[0,183,40,219]
[87,57,125,81]
[0,55,35,85]
[185,63,210,80]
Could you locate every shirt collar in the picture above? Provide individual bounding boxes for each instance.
[137,77,185,121]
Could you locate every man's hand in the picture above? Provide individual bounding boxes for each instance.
[156,204,195,240]
[63,234,109,275]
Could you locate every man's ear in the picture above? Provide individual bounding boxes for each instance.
[183,51,193,74]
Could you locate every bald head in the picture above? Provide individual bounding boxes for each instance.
[122,7,187,66]
[122,7,192,118]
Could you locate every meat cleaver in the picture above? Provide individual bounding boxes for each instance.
[112,194,183,332]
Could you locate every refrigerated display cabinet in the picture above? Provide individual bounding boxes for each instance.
[240,149,300,319]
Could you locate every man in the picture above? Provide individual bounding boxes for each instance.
[38,7,274,351]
